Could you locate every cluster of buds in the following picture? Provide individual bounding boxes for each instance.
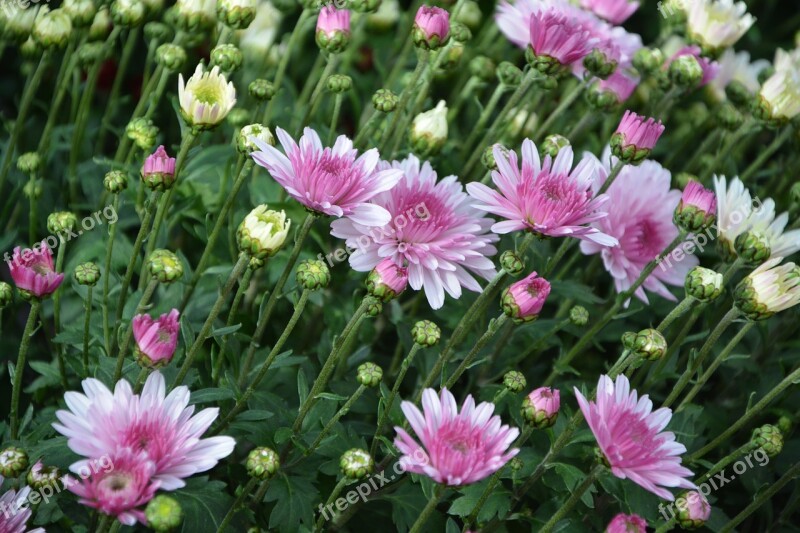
[365,259,408,302]
[521,387,560,428]
[501,271,551,323]
[236,205,290,259]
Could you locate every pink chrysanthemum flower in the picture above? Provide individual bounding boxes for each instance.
[0,476,45,533]
[133,309,181,368]
[582,0,640,25]
[575,374,696,500]
[68,449,160,526]
[528,8,594,67]
[614,110,665,152]
[606,512,647,533]
[501,271,552,322]
[251,127,402,226]
[330,154,498,310]
[8,241,65,298]
[394,388,519,485]
[668,46,720,87]
[53,372,235,491]
[580,150,698,304]
[467,139,618,246]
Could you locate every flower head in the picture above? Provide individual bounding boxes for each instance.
[734,257,800,320]
[757,48,800,122]
[0,475,45,533]
[394,388,519,485]
[708,49,769,102]
[674,180,717,233]
[366,258,409,302]
[667,45,720,87]
[252,127,402,226]
[330,154,497,309]
[410,100,448,155]
[686,0,754,53]
[178,64,236,129]
[133,309,180,368]
[611,110,665,163]
[521,386,560,428]
[594,70,639,105]
[581,152,698,304]
[676,491,711,529]
[467,139,618,246]
[142,145,177,191]
[53,372,236,491]
[9,241,65,299]
[606,513,646,533]
[501,271,551,323]
[527,8,594,73]
[237,205,291,259]
[581,0,639,25]
[69,449,160,526]
[315,5,351,52]
[413,5,450,49]
[575,374,696,500]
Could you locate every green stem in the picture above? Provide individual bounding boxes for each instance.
[134,366,151,392]
[327,94,344,146]
[10,300,41,440]
[379,51,429,152]
[262,8,313,123]
[213,265,256,386]
[445,314,509,389]
[103,194,121,355]
[296,54,337,134]
[307,385,367,454]
[408,485,444,533]
[82,286,94,377]
[539,465,601,532]
[740,126,793,182]
[353,110,384,149]
[657,296,695,333]
[314,477,350,533]
[96,27,140,146]
[597,159,625,195]
[114,279,159,381]
[143,66,172,120]
[173,253,251,387]
[717,463,800,533]
[464,471,503,530]
[53,242,68,389]
[533,79,587,141]
[216,477,259,533]
[38,41,78,154]
[462,84,508,157]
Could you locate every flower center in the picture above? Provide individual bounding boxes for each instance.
[193,80,222,104]
[102,473,133,493]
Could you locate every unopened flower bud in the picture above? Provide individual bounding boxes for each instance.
[412,5,449,50]
[501,272,551,323]
[455,0,481,29]
[357,362,383,388]
[734,258,800,321]
[27,461,60,490]
[217,0,256,29]
[365,0,398,32]
[104,170,129,193]
[497,61,522,87]
[156,43,187,71]
[0,283,13,308]
[147,249,184,283]
[503,370,526,393]
[669,55,704,89]
[674,180,717,233]
[675,491,710,530]
[88,7,112,41]
[586,86,621,112]
[630,328,667,361]
[17,152,40,175]
[684,266,723,302]
[23,180,43,200]
[724,79,751,109]
[145,495,183,532]
[734,231,771,265]
[449,21,471,43]
[63,0,97,27]
[633,47,664,76]
[33,9,73,49]
[126,117,159,151]
[340,449,373,480]
[75,262,101,286]
[327,74,352,93]
[606,513,647,533]
[226,109,249,128]
[469,55,496,82]
[246,447,280,479]
[144,21,173,42]
[349,0,380,13]
[716,102,744,131]
[611,110,665,165]
[410,100,448,154]
[111,0,145,26]
[210,43,243,73]
[777,416,792,436]
[364,296,383,317]
[522,387,560,428]
[249,79,275,101]
[237,205,290,259]
[412,320,440,347]
[569,305,589,327]
[316,6,351,53]
[482,144,507,171]
[77,41,107,67]
[751,424,783,457]
[438,42,464,71]
[20,37,42,60]
[366,259,408,302]
[141,145,176,190]
[174,0,215,31]
[373,88,398,112]
[296,259,331,291]
[0,447,28,478]
[584,48,618,80]
[47,211,77,234]
[541,134,570,158]
[500,250,524,276]
[238,124,274,154]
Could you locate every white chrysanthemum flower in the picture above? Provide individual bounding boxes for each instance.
[758,48,800,121]
[708,48,769,101]
[735,257,800,319]
[237,205,291,259]
[178,64,237,128]
[410,100,448,153]
[686,0,755,51]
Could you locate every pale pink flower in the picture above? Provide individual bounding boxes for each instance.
[331,155,497,310]
[251,127,402,226]
[614,110,665,152]
[467,139,618,246]
[501,271,552,322]
[529,8,594,66]
[68,449,160,526]
[0,476,45,533]
[678,490,711,523]
[606,512,647,533]
[133,309,180,367]
[394,388,519,485]
[53,372,235,491]
[414,5,450,43]
[580,150,698,304]
[582,0,639,25]
[316,5,350,37]
[142,145,176,177]
[596,70,639,103]
[575,374,696,500]
[8,241,65,298]
[668,46,720,87]
[526,387,560,416]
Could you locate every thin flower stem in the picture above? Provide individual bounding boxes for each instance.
[697,443,755,486]
[314,477,350,533]
[53,243,69,389]
[173,253,251,387]
[263,8,313,123]
[327,93,344,146]
[213,266,256,386]
[533,79,588,141]
[597,159,625,195]
[379,50,429,152]
[38,41,79,154]
[565,112,596,143]
[677,322,755,411]
[445,314,509,389]
[133,366,150,392]
[740,126,793,182]
[447,76,481,121]
[462,84,508,157]
[217,477,259,533]
[408,485,445,533]
[180,157,252,311]
[294,54,325,119]
[96,27,141,147]
[307,385,367,454]
[102,194,121,355]
[237,214,316,385]
[353,110,383,149]
[717,462,800,533]
[639,306,703,389]
[82,286,93,377]
[657,296,695,333]
[463,470,503,531]
[539,464,602,532]
[214,289,311,435]
[296,54,336,133]
[114,279,159,381]
[10,300,41,440]
[143,67,172,121]
[662,307,741,408]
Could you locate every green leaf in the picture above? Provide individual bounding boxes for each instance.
[211,324,242,337]
[190,388,236,404]
[266,473,318,532]
[173,478,234,533]
[316,392,349,401]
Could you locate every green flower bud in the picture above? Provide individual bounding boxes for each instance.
[503,370,526,393]
[481,144,508,171]
[126,117,159,151]
[365,0,399,32]
[316,26,351,54]
[449,21,471,43]
[569,305,589,327]
[340,449,373,480]
[525,46,565,77]
[500,250,524,276]
[246,447,280,479]
[88,6,112,41]
[497,61,522,87]
[17,152,41,175]
[111,0,145,26]
[27,462,61,490]
[541,134,570,158]
[455,0,481,30]
[237,123,275,154]
[217,0,256,29]
[20,37,42,60]
[734,231,771,265]
[327,74,352,94]
[669,55,703,89]
[632,47,664,76]
[296,259,331,291]
[583,48,617,80]
[74,262,101,286]
[145,495,183,532]
[349,0,381,14]
[630,328,667,361]
[733,274,776,321]
[509,457,523,472]
[249,79,276,101]
[0,447,28,478]
[147,249,184,283]
[4,6,38,43]
[33,9,73,49]
[104,170,129,193]
[357,362,383,387]
[684,266,723,302]
[47,211,78,233]
[777,415,792,436]
[469,55,496,82]
[716,102,744,131]
[364,296,383,317]
[751,424,783,458]
[210,43,243,73]
[411,320,440,347]
[372,88,399,113]
[64,0,98,27]
[586,85,620,112]
[77,41,107,67]
[724,79,751,109]
[144,21,173,42]
[23,180,43,200]
[438,42,463,71]
[156,43,187,71]
[0,282,13,308]
[226,108,250,129]
[237,206,290,259]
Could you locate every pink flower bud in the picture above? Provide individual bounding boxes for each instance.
[501,271,551,323]
[142,145,177,190]
[605,513,647,533]
[133,309,180,368]
[366,258,408,302]
[522,387,560,428]
[8,241,65,299]
[316,6,351,53]
[611,110,665,164]
[677,491,711,528]
[675,180,718,232]
[413,6,449,49]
